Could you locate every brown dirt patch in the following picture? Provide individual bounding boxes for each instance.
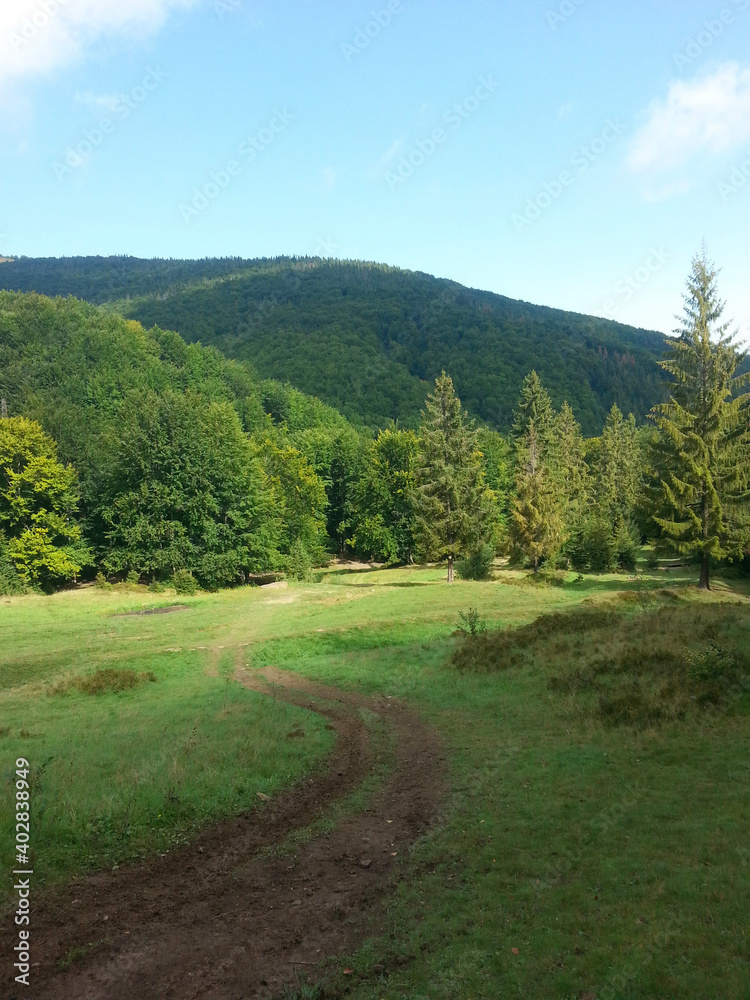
[109,605,189,617]
[1,667,445,999]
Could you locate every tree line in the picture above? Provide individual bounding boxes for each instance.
[0,251,747,593]
[0,254,666,434]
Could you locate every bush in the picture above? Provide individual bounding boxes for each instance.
[52,667,157,696]
[126,570,140,586]
[457,607,486,637]
[94,571,111,590]
[171,569,199,595]
[0,549,25,595]
[148,579,166,593]
[456,542,495,581]
[287,538,313,582]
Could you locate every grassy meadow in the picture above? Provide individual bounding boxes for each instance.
[1,561,749,998]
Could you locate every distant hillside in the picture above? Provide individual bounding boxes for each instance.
[0,290,348,476]
[0,255,667,434]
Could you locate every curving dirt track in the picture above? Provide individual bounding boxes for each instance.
[2,667,445,1000]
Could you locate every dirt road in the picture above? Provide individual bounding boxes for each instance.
[2,667,445,999]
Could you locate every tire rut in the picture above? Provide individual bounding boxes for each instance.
[2,667,445,1000]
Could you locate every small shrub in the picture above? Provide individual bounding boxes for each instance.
[148,579,166,593]
[126,570,140,586]
[457,607,486,637]
[171,569,199,595]
[645,548,660,570]
[94,571,111,590]
[456,543,495,581]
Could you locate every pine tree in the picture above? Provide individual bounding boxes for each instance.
[509,372,564,570]
[549,400,588,522]
[511,370,554,451]
[510,425,563,571]
[596,405,642,527]
[414,373,492,582]
[648,250,750,590]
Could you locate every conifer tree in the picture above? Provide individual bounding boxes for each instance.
[415,373,492,582]
[509,372,564,570]
[649,250,750,590]
[596,405,642,530]
[511,370,554,451]
[510,425,563,571]
[549,400,588,521]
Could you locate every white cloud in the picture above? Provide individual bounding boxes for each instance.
[629,63,750,175]
[0,0,199,89]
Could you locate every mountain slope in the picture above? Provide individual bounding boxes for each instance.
[0,255,667,434]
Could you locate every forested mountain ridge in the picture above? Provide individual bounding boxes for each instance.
[0,255,666,434]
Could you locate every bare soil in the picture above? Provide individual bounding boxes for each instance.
[109,605,190,617]
[2,667,445,999]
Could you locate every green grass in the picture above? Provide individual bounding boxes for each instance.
[1,561,749,997]
[0,644,334,887]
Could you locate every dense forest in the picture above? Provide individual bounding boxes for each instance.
[1,251,746,596]
[0,255,666,434]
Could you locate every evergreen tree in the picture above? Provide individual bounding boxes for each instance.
[511,370,554,450]
[596,405,641,524]
[549,400,588,522]
[510,425,563,571]
[648,250,750,590]
[509,372,564,569]
[414,373,493,582]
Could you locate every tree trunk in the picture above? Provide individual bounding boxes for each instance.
[533,555,539,573]
[699,554,710,591]
[447,555,454,584]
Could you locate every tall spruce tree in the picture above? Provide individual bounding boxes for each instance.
[510,424,563,571]
[509,372,564,570]
[549,400,588,522]
[415,373,492,582]
[649,250,750,590]
[511,370,554,451]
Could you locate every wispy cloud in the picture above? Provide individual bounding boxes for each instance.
[629,63,750,177]
[0,0,198,89]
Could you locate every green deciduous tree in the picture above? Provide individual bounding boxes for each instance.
[648,250,750,589]
[348,427,418,564]
[98,390,279,588]
[261,439,328,566]
[414,373,494,582]
[0,416,87,588]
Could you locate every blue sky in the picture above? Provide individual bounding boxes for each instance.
[1,0,749,339]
